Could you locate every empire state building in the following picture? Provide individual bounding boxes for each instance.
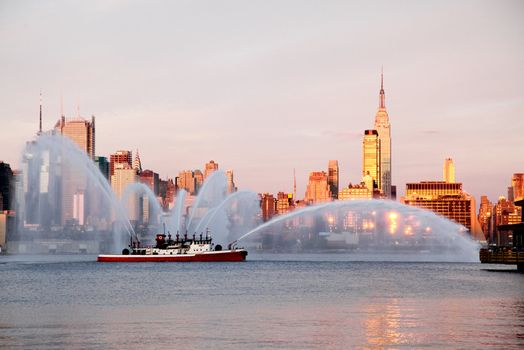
[374,71,392,198]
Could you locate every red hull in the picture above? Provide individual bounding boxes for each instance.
[97,250,247,262]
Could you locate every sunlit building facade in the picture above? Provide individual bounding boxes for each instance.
[194,170,204,194]
[512,173,524,201]
[363,130,381,191]
[338,183,373,201]
[373,72,391,198]
[226,170,236,193]
[55,115,95,160]
[110,150,132,177]
[304,171,332,205]
[261,193,276,221]
[478,195,494,241]
[443,158,455,183]
[328,160,339,199]
[404,181,480,236]
[177,170,196,195]
[493,196,522,246]
[204,160,219,179]
[276,192,294,215]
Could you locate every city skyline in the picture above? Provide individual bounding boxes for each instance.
[1,1,523,203]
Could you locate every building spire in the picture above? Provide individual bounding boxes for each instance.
[60,94,65,118]
[134,149,142,174]
[379,67,386,109]
[293,168,297,200]
[38,90,43,135]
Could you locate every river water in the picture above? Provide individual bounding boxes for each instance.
[0,253,523,349]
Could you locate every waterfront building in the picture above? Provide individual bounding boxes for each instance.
[403,181,482,238]
[443,158,455,183]
[0,210,15,251]
[226,170,236,193]
[110,150,132,177]
[95,156,109,180]
[373,71,392,198]
[177,170,196,195]
[478,195,494,241]
[493,196,522,246]
[362,130,381,191]
[204,160,219,179]
[304,171,332,205]
[276,192,294,215]
[0,162,14,211]
[261,193,276,221]
[339,183,373,200]
[111,164,140,222]
[512,173,524,201]
[328,160,339,199]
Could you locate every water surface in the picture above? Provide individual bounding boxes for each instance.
[1,254,522,349]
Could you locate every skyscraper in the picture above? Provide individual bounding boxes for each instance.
[276,192,294,215]
[204,160,219,179]
[95,156,109,180]
[0,162,14,212]
[304,171,331,204]
[373,71,392,198]
[327,160,339,199]
[261,193,276,221]
[403,181,483,238]
[194,170,204,193]
[226,170,236,193]
[512,173,524,201]
[478,195,494,241]
[133,150,142,174]
[140,169,159,224]
[362,130,381,190]
[177,170,196,195]
[111,164,140,222]
[55,115,95,225]
[443,158,455,183]
[110,150,132,177]
[55,115,95,159]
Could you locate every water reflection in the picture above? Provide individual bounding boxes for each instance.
[362,299,409,347]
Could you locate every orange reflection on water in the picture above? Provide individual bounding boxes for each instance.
[361,299,413,348]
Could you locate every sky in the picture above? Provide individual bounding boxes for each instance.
[0,0,523,203]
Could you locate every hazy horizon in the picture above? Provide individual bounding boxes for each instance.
[1,0,523,203]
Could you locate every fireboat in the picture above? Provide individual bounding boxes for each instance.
[97,229,247,262]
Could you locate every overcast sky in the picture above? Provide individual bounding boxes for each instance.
[1,0,523,202]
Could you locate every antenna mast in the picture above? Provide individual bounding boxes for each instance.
[38,90,42,135]
[293,168,297,200]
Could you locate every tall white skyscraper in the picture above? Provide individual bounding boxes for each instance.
[373,70,392,198]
